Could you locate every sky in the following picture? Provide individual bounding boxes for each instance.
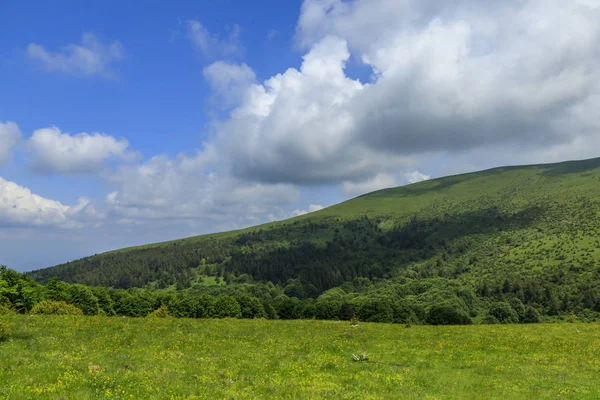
[1,0,599,271]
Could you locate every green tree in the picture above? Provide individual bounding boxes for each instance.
[339,302,355,320]
[426,304,472,325]
[69,284,99,315]
[236,294,266,319]
[489,302,519,324]
[44,278,71,302]
[213,296,241,318]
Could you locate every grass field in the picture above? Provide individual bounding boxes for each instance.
[1,316,599,399]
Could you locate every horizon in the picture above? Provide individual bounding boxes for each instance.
[1,0,599,271]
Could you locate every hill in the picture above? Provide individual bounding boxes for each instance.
[28,157,600,316]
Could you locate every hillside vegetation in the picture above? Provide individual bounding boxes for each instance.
[21,157,600,322]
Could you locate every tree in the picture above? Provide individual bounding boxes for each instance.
[426,304,472,325]
[354,298,394,323]
[69,285,99,315]
[284,279,305,299]
[44,278,71,302]
[315,300,342,320]
[213,296,241,318]
[522,306,541,323]
[339,302,355,320]
[274,296,302,320]
[508,298,526,322]
[488,302,519,324]
[236,294,266,319]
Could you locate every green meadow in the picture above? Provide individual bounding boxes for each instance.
[1,315,599,399]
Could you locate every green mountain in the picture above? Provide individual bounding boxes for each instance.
[29,157,600,308]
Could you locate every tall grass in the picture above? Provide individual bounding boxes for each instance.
[1,315,599,399]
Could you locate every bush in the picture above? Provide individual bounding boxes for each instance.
[236,294,267,319]
[489,302,519,324]
[339,302,355,320]
[354,299,394,323]
[31,300,83,316]
[69,285,99,315]
[508,298,526,322]
[0,322,10,342]
[147,305,172,318]
[482,314,500,324]
[522,306,541,323]
[213,296,242,318]
[426,304,472,325]
[0,304,14,315]
[315,300,343,320]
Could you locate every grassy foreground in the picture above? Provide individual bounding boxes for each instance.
[1,316,599,399]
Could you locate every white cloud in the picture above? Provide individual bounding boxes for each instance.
[28,126,132,174]
[0,122,21,163]
[404,171,430,184]
[105,146,299,224]
[200,0,600,188]
[27,33,124,78]
[0,177,100,228]
[342,173,397,196]
[203,61,256,108]
[216,36,414,184]
[187,20,242,58]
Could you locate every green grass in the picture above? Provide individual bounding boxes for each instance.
[1,315,599,399]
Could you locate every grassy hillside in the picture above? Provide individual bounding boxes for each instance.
[29,157,600,308]
[1,315,599,399]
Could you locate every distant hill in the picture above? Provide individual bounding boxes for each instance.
[29,157,600,304]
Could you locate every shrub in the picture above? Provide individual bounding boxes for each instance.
[236,294,267,319]
[522,306,541,323]
[0,322,10,342]
[482,314,500,324]
[0,304,14,315]
[274,297,302,320]
[213,296,242,318]
[508,298,526,322]
[263,301,278,320]
[426,304,472,325]
[31,300,83,316]
[69,285,99,315]
[489,302,519,324]
[339,302,355,320]
[147,305,172,318]
[315,300,343,320]
[355,299,394,323]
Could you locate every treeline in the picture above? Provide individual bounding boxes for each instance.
[3,266,599,325]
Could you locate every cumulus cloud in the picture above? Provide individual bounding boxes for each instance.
[27,33,124,78]
[216,36,413,185]
[203,61,256,108]
[28,126,132,174]
[0,177,101,228]
[0,122,21,163]
[105,146,299,225]
[202,0,599,189]
[187,20,242,58]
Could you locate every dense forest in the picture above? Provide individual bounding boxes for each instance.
[9,157,600,323]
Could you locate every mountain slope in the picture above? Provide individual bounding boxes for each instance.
[29,157,600,301]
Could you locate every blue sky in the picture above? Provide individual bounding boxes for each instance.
[1,0,599,271]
